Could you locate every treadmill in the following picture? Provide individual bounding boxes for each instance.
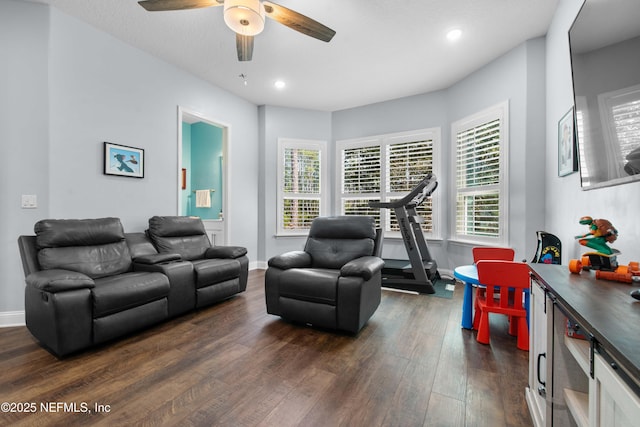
[369,174,439,294]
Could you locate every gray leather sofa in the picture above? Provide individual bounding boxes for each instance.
[146,216,249,308]
[265,216,384,334]
[18,217,248,357]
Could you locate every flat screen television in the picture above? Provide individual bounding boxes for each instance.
[568,0,640,189]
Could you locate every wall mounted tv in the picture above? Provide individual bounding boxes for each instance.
[569,0,640,190]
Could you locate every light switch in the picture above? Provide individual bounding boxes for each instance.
[21,194,37,209]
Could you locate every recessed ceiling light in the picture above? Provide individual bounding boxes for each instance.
[274,80,286,89]
[446,29,462,42]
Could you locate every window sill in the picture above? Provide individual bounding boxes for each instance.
[274,233,309,238]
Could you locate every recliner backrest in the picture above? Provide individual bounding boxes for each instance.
[34,217,132,278]
[304,216,377,269]
[147,216,211,260]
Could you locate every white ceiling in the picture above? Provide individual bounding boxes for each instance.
[31,0,559,111]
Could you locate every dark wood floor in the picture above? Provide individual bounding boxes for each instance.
[0,270,531,426]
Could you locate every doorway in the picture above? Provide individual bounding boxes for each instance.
[178,106,228,245]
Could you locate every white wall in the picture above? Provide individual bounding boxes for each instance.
[1,1,260,320]
[545,0,640,263]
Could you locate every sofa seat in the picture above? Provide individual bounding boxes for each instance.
[279,269,340,305]
[192,258,240,288]
[92,272,169,318]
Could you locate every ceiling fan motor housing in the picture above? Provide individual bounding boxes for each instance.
[224,0,265,36]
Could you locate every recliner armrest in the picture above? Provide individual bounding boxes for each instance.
[268,251,312,270]
[133,253,182,265]
[26,269,95,292]
[340,256,385,280]
[205,246,248,259]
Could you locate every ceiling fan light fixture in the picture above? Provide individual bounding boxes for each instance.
[224,0,265,36]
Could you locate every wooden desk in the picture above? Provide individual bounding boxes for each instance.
[530,263,640,382]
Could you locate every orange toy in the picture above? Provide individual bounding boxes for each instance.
[569,217,640,284]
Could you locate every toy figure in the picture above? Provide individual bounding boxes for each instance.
[569,216,640,285]
[575,216,617,255]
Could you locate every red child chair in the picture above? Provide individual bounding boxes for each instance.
[475,260,530,351]
[471,247,515,330]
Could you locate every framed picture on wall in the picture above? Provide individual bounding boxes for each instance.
[558,107,578,177]
[103,142,144,178]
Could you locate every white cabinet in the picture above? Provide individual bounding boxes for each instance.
[526,277,549,427]
[591,349,640,427]
[527,269,640,427]
[203,219,225,246]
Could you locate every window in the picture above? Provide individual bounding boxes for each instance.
[337,129,441,238]
[277,138,327,235]
[452,101,508,244]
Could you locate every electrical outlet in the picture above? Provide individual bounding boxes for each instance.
[21,194,37,209]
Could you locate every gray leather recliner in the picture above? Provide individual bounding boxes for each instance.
[18,218,172,357]
[265,216,384,334]
[146,216,249,308]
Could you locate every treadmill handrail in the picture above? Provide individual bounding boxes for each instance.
[368,174,438,209]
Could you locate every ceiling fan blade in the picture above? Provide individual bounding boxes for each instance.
[236,34,254,61]
[262,1,336,42]
[138,0,223,12]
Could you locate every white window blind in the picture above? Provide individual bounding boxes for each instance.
[386,140,434,233]
[341,144,382,226]
[453,102,508,243]
[277,139,327,235]
[342,145,381,194]
[337,129,440,237]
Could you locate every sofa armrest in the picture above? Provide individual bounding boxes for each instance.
[205,246,248,259]
[340,256,385,280]
[268,251,312,270]
[26,269,95,292]
[133,253,182,265]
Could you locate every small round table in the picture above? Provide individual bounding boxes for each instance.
[453,265,479,329]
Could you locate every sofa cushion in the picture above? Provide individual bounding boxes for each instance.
[35,217,126,248]
[35,218,132,278]
[304,216,376,269]
[305,238,374,270]
[192,258,241,288]
[279,268,340,305]
[92,272,169,318]
[147,216,211,260]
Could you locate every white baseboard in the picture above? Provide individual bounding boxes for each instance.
[0,311,25,328]
[252,261,268,270]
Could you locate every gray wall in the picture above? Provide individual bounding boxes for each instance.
[1,0,259,320]
[257,105,332,263]
[545,0,640,262]
[330,38,547,271]
[0,0,51,322]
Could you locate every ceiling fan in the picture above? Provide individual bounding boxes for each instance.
[138,0,336,61]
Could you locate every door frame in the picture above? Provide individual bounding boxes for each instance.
[177,106,230,244]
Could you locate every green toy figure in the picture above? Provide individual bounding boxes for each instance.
[575,216,618,255]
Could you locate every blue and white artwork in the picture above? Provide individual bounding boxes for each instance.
[104,142,144,178]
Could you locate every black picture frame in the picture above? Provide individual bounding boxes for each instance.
[103,142,144,178]
[558,107,578,177]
